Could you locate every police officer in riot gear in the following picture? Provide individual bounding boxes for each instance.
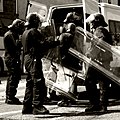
[85,13,113,113]
[59,23,76,61]
[57,23,83,106]
[57,12,83,106]
[59,12,83,34]
[4,19,25,105]
[22,12,60,115]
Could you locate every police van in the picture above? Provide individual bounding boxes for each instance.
[1,0,120,75]
[26,1,120,97]
[27,1,120,49]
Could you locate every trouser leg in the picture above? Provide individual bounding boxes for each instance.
[32,71,49,115]
[6,63,21,99]
[85,68,100,106]
[32,59,47,107]
[85,79,100,106]
[23,56,48,114]
[22,73,33,114]
[99,78,109,108]
[23,73,33,107]
[33,77,46,107]
[6,75,18,99]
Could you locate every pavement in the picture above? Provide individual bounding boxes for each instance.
[1,76,120,120]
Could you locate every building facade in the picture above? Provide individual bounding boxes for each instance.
[0,0,119,36]
[98,0,118,5]
[0,0,17,36]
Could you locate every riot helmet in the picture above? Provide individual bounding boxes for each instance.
[8,19,25,35]
[86,13,108,29]
[25,12,43,28]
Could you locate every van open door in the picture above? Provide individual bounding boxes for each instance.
[27,1,48,21]
[82,0,99,54]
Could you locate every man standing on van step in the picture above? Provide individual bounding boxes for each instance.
[4,19,25,105]
[85,13,113,113]
[21,12,61,115]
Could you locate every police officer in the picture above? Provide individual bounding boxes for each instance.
[59,12,75,34]
[4,19,25,104]
[57,12,83,106]
[59,12,83,34]
[57,23,81,106]
[59,23,76,61]
[21,12,60,115]
[85,13,113,113]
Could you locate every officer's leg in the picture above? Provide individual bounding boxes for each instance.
[85,69,100,105]
[32,60,49,115]
[99,76,109,112]
[32,77,49,114]
[85,68,100,112]
[10,61,21,97]
[6,72,18,99]
[6,72,13,99]
[5,59,21,104]
[22,73,33,114]
[22,55,35,114]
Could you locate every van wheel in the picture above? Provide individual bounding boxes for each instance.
[0,57,4,76]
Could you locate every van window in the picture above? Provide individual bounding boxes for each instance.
[109,20,120,45]
[27,1,47,20]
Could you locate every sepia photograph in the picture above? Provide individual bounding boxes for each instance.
[0,0,120,119]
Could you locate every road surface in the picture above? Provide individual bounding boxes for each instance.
[0,76,120,120]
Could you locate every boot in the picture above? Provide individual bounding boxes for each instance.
[5,97,22,105]
[33,105,49,115]
[22,105,33,114]
[85,105,101,112]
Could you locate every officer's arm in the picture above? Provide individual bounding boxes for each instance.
[39,33,61,50]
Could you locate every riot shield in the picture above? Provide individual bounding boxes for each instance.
[43,58,81,101]
[69,26,120,86]
[43,25,120,102]
[43,20,85,102]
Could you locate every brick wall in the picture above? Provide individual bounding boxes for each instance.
[0,0,18,36]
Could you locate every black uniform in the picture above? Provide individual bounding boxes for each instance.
[4,30,21,102]
[85,26,113,112]
[22,27,60,112]
[59,32,81,71]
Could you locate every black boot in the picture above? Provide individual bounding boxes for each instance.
[5,97,22,105]
[22,105,33,114]
[85,105,101,112]
[33,105,49,115]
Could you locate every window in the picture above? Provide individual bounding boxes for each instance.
[27,1,47,19]
[109,20,120,45]
[0,0,3,12]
